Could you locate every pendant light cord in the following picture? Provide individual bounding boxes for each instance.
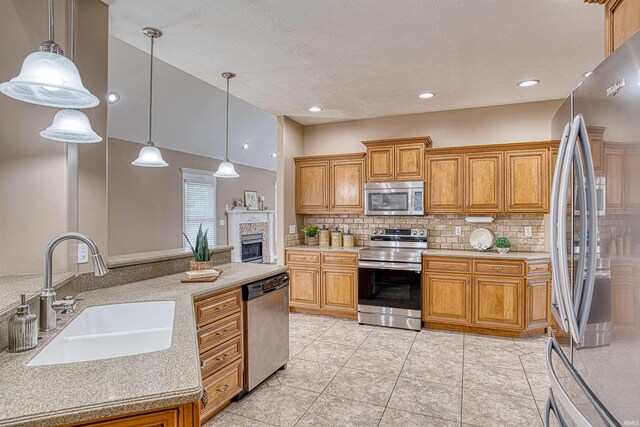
[225,76,230,161]
[148,34,155,146]
[48,0,54,41]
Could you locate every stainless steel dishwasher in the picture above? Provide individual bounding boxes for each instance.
[239,273,289,397]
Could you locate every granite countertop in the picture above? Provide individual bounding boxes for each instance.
[423,248,551,260]
[285,245,366,253]
[0,272,76,321]
[106,245,234,268]
[0,262,288,427]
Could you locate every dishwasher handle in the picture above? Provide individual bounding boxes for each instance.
[242,273,289,301]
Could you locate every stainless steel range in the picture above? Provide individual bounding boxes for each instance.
[358,227,427,331]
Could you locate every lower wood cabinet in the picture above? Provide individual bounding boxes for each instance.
[286,250,358,318]
[423,256,550,337]
[65,403,199,427]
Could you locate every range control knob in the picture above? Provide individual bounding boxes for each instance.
[372,229,379,235]
[411,229,418,236]
[419,230,426,236]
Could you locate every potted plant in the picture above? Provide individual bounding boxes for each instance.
[183,224,214,270]
[495,237,511,255]
[301,225,320,246]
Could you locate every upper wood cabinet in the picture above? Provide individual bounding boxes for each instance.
[426,154,464,213]
[591,0,640,56]
[505,149,549,213]
[362,137,432,182]
[295,153,365,214]
[465,152,504,213]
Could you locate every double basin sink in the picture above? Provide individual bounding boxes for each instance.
[28,301,175,366]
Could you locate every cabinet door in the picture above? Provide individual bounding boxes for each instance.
[605,149,625,213]
[473,276,523,330]
[423,273,472,325]
[464,152,503,213]
[77,409,180,427]
[526,277,550,329]
[367,146,394,181]
[296,161,329,213]
[505,149,549,213]
[395,143,424,181]
[330,158,365,212]
[426,154,463,213]
[289,266,321,309]
[606,0,640,55]
[625,150,640,211]
[321,267,357,313]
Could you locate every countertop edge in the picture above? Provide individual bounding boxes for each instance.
[422,249,551,260]
[285,245,365,253]
[106,246,234,268]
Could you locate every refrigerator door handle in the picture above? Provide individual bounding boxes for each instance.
[572,145,588,308]
[545,389,569,427]
[550,122,572,332]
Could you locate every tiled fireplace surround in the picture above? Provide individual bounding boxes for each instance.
[286,214,546,252]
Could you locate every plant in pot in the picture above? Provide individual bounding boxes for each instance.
[495,237,511,255]
[183,224,213,270]
[301,225,319,246]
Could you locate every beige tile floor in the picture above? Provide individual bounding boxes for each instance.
[206,313,550,427]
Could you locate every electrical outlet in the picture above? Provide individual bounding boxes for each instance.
[524,226,533,237]
[77,243,89,264]
[219,219,225,226]
[289,225,297,234]
[455,226,462,236]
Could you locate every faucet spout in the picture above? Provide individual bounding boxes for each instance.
[41,232,108,331]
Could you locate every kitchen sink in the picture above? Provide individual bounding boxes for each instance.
[28,301,175,366]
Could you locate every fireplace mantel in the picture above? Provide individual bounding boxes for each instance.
[226,210,276,263]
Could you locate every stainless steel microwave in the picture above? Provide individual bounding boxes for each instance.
[364,181,424,216]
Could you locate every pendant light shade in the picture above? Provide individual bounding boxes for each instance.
[40,109,102,143]
[0,0,98,108]
[132,27,168,168]
[213,72,239,178]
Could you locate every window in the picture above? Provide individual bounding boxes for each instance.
[182,168,216,249]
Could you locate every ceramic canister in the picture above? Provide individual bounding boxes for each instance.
[331,228,343,247]
[343,233,354,248]
[319,227,330,246]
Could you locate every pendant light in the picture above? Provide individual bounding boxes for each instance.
[214,72,239,178]
[41,0,102,143]
[132,27,168,167]
[0,0,99,109]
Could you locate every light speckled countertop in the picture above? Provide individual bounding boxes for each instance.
[0,273,75,321]
[423,248,550,260]
[106,245,233,268]
[285,245,365,253]
[0,262,287,427]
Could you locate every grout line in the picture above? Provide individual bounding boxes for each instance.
[519,354,545,425]
[460,332,466,426]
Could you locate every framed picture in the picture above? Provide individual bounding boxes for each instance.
[244,190,258,210]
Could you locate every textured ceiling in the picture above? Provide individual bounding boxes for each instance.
[106,0,604,125]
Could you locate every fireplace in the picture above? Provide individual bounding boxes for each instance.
[241,234,264,263]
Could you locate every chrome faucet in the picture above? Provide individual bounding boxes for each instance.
[40,232,108,331]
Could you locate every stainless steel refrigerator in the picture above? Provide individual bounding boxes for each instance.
[547,31,640,426]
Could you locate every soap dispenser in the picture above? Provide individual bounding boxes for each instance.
[8,294,38,352]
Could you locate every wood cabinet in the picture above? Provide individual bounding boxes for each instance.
[362,136,432,182]
[426,141,553,214]
[295,153,365,214]
[423,255,550,337]
[426,154,464,213]
[588,126,605,175]
[505,149,549,213]
[465,152,503,213]
[605,143,640,213]
[596,0,640,56]
[66,404,199,427]
[286,250,358,318]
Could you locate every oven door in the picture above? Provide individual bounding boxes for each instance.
[357,262,422,314]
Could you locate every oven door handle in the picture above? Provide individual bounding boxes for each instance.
[358,261,422,272]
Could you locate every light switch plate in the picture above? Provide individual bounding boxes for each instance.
[77,243,89,264]
[219,219,225,226]
[524,226,533,237]
[289,225,297,234]
[455,226,462,236]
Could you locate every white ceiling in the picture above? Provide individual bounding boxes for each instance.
[106,0,604,125]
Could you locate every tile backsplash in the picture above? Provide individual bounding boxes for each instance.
[287,214,546,252]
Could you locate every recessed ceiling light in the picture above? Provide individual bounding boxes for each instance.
[418,92,435,99]
[242,143,249,150]
[107,91,120,103]
[308,106,322,112]
[271,152,277,158]
[517,80,540,88]
[583,71,593,78]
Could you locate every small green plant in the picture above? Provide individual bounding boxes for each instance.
[301,225,319,237]
[183,224,212,261]
[495,237,511,249]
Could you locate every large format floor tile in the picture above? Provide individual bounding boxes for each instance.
[295,340,358,367]
[324,367,398,406]
[204,412,275,427]
[462,388,542,426]
[274,358,340,393]
[463,362,532,398]
[296,394,385,426]
[379,408,460,427]
[317,321,373,346]
[388,376,463,422]
[344,347,408,376]
[401,352,463,385]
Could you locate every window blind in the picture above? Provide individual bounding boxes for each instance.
[182,168,216,249]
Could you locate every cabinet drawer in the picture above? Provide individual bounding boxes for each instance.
[424,257,472,274]
[526,259,551,276]
[321,252,358,267]
[198,313,242,354]
[286,251,320,265]
[200,360,243,421]
[195,289,241,327]
[201,334,242,378]
[473,260,524,276]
